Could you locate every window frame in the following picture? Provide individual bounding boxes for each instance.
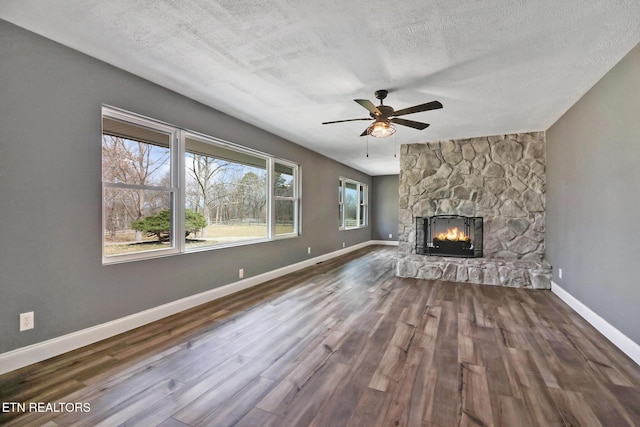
[273,159,300,238]
[102,107,180,263]
[102,106,300,264]
[183,130,271,252]
[339,177,368,230]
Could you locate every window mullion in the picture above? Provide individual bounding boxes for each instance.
[175,129,186,253]
[296,165,301,235]
[268,157,274,239]
[103,182,174,192]
[357,184,360,227]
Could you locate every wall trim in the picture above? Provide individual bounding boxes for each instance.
[551,281,640,366]
[369,239,398,246]
[0,240,391,375]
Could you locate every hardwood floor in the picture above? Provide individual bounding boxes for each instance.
[1,245,639,426]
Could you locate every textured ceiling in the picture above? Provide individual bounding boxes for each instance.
[1,1,639,175]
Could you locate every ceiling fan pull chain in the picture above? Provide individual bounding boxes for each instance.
[366,134,369,157]
[394,134,397,158]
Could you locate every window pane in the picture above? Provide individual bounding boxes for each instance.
[275,164,294,197]
[275,200,295,235]
[339,180,343,228]
[344,182,358,228]
[185,137,268,248]
[102,120,171,186]
[104,187,173,256]
[360,185,367,226]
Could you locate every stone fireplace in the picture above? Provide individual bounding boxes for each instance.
[396,132,552,288]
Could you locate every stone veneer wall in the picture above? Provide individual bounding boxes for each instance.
[397,132,551,288]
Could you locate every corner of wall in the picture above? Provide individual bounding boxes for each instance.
[551,281,640,366]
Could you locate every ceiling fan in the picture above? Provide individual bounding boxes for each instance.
[322,90,443,138]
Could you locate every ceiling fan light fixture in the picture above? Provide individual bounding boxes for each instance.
[368,121,396,138]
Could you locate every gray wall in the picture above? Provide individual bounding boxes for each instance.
[546,42,640,344]
[0,20,371,354]
[371,175,399,241]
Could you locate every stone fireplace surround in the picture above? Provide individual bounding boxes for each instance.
[396,131,552,289]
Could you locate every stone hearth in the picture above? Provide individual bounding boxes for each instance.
[396,256,551,289]
[396,132,552,289]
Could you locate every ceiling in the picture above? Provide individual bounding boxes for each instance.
[1,1,639,175]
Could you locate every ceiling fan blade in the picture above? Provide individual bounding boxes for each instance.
[322,118,372,125]
[360,127,370,137]
[392,100,443,117]
[390,118,430,130]
[354,99,381,116]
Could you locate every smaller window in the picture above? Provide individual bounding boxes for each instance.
[274,161,299,236]
[339,177,368,230]
[359,184,367,227]
[102,111,178,261]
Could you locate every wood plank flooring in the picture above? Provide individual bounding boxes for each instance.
[1,245,639,426]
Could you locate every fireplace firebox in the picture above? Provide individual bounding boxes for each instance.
[416,215,483,258]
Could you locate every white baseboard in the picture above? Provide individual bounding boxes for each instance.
[0,240,387,375]
[369,239,399,246]
[551,281,640,366]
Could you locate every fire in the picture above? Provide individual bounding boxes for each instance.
[435,227,470,242]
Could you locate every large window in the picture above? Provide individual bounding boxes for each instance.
[102,107,300,263]
[339,177,367,230]
[184,134,268,250]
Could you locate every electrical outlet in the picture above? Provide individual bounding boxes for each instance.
[308,247,311,254]
[389,233,393,239]
[342,242,346,248]
[20,312,34,332]
[558,268,563,279]
[239,268,244,279]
